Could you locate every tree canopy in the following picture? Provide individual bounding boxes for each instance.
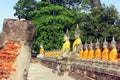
[14,0,37,19]
[28,1,79,51]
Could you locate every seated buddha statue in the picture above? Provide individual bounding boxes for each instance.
[69,24,82,60]
[83,42,88,60]
[109,37,118,62]
[94,39,101,59]
[101,38,109,61]
[72,24,82,50]
[61,29,70,59]
[79,44,84,59]
[88,41,94,59]
[54,29,70,75]
[37,44,45,58]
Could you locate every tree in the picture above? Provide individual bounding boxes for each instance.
[14,0,36,20]
[28,1,78,51]
[41,0,82,9]
[90,0,101,9]
[76,5,120,43]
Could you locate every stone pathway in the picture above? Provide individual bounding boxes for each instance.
[27,63,75,80]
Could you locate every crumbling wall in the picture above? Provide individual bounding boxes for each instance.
[0,19,35,80]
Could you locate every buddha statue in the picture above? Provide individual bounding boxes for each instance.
[79,44,84,59]
[69,24,82,59]
[88,41,94,59]
[83,42,88,60]
[72,24,82,49]
[101,38,109,61]
[37,44,45,58]
[109,37,118,62]
[61,29,70,59]
[69,24,82,60]
[94,39,101,59]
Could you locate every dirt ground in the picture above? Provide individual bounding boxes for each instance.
[27,63,75,80]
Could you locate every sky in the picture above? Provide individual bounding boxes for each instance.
[0,0,120,32]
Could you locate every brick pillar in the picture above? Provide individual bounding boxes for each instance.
[0,19,35,80]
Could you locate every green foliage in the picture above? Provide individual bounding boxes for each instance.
[41,0,82,9]
[14,0,37,19]
[76,5,120,43]
[29,2,77,52]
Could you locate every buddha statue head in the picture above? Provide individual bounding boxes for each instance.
[95,39,100,48]
[89,41,93,50]
[103,38,108,48]
[40,43,43,48]
[64,29,70,41]
[84,42,88,50]
[111,37,116,48]
[75,24,80,39]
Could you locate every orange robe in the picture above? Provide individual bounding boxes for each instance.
[101,48,109,61]
[109,48,118,61]
[39,48,45,54]
[62,41,70,53]
[88,49,94,59]
[83,49,88,60]
[79,50,83,59]
[72,38,82,49]
[94,48,101,59]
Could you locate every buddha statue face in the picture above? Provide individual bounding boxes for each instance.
[95,44,99,48]
[64,35,69,41]
[111,37,116,48]
[75,24,80,39]
[103,44,107,48]
[111,42,116,48]
[75,32,80,39]
[103,38,108,48]
[89,43,93,50]
[64,29,69,41]
[95,39,100,48]
[84,43,87,50]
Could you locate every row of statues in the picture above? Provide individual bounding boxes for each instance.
[61,24,119,62]
[79,37,118,62]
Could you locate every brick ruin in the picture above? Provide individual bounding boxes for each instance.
[0,19,35,80]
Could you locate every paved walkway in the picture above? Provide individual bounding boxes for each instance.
[27,63,75,80]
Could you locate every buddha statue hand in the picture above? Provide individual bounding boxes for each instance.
[61,52,69,59]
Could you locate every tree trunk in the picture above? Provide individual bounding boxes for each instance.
[90,0,101,9]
